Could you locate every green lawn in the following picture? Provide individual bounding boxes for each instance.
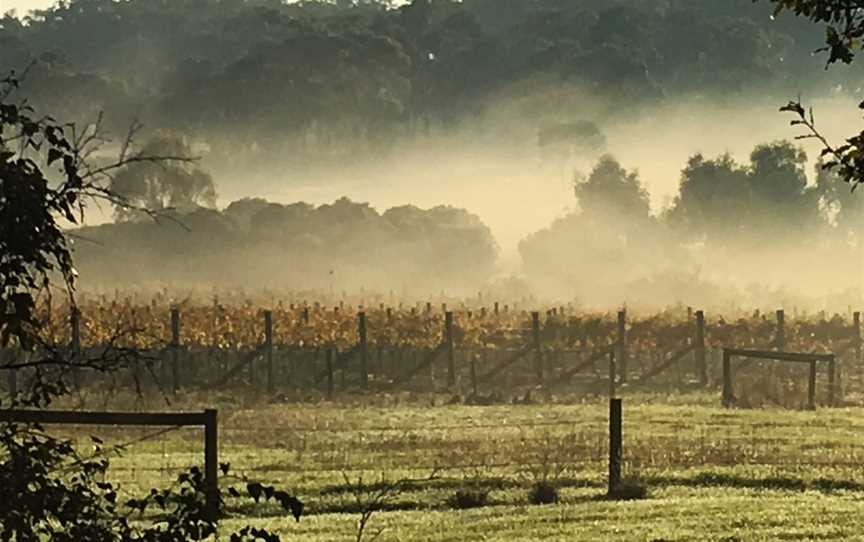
[51,390,864,540]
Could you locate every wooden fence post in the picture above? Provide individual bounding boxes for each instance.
[808,360,817,410]
[854,311,861,383]
[470,355,478,397]
[247,322,256,388]
[696,310,706,386]
[617,310,628,384]
[776,309,786,351]
[494,302,499,315]
[302,307,310,325]
[359,312,368,388]
[264,311,273,393]
[326,348,334,399]
[70,305,81,345]
[828,355,836,407]
[204,408,219,522]
[445,312,455,386]
[532,312,543,386]
[722,350,732,407]
[608,349,616,399]
[171,308,180,393]
[608,398,622,494]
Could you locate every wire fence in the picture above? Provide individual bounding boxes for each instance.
[17,394,864,522]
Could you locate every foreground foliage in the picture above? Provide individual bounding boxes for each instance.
[0,77,300,540]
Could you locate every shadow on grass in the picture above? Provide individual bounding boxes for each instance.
[648,472,864,493]
[225,471,864,519]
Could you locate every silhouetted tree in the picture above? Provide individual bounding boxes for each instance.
[110,134,216,221]
[520,155,672,301]
[575,155,652,222]
[666,153,752,244]
[667,141,823,246]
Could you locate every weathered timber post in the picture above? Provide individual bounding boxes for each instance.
[445,312,455,386]
[326,348,334,399]
[264,311,274,393]
[359,312,368,388]
[855,311,861,383]
[807,360,817,410]
[532,312,543,385]
[608,349,617,399]
[776,309,786,351]
[696,310,707,386]
[204,409,219,522]
[302,307,310,325]
[828,355,836,407]
[171,308,180,393]
[722,350,733,407]
[608,398,622,494]
[376,346,383,378]
[617,310,628,384]
[470,355,478,397]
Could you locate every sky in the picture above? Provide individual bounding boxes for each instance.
[2,0,58,14]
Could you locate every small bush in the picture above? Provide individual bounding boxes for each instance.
[608,477,649,501]
[447,488,490,509]
[528,481,559,505]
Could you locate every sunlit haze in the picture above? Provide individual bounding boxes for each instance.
[1,0,54,15]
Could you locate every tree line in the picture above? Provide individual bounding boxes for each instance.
[74,196,498,293]
[0,0,859,170]
[521,141,861,306]
[74,136,860,304]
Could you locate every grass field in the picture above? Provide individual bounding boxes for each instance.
[48,390,864,541]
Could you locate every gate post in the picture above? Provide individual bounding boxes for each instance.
[722,350,733,407]
[696,310,706,386]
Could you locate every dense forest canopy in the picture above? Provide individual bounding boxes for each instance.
[0,0,859,170]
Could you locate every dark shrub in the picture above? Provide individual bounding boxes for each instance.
[528,481,559,505]
[447,488,490,509]
[608,477,649,501]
